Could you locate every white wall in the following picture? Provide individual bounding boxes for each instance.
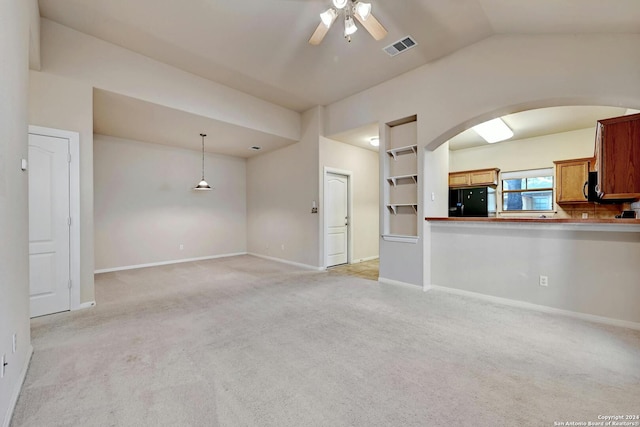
[247,108,321,268]
[430,223,640,324]
[0,1,33,424]
[94,135,246,271]
[28,70,95,302]
[324,33,640,288]
[320,138,379,263]
[449,128,596,172]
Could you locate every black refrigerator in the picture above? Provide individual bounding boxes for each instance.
[449,187,496,217]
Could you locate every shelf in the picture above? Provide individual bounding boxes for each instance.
[386,174,418,186]
[381,234,419,243]
[387,203,418,214]
[386,145,417,160]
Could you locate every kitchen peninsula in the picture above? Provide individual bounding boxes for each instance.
[423,215,640,329]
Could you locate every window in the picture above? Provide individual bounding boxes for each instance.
[501,168,554,212]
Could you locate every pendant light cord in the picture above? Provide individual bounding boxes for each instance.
[200,133,206,180]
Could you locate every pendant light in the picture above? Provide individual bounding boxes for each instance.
[194,133,212,190]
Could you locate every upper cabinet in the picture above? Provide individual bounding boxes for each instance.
[554,157,593,204]
[595,113,640,201]
[449,168,500,188]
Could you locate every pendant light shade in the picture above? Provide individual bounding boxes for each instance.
[194,133,212,190]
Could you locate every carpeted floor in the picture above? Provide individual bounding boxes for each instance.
[11,255,640,426]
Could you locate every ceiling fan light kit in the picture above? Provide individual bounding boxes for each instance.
[344,16,357,36]
[355,2,371,20]
[320,8,338,27]
[332,0,348,9]
[309,0,386,45]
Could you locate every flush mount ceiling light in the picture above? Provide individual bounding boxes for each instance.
[472,118,514,144]
[309,0,387,45]
[194,133,212,190]
[370,137,379,147]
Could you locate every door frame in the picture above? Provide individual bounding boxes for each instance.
[28,125,81,311]
[323,167,353,268]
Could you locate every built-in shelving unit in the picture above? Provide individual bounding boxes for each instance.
[383,115,418,238]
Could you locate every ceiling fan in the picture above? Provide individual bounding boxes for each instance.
[309,0,388,45]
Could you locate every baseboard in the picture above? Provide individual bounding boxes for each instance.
[378,277,422,290]
[3,345,33,427]
[428,284,640,331]
[75,301,96,311]
[247,253,325,271]
[94,252,247,274]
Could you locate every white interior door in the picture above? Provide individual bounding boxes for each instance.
[326,172,348,267]
[28,133,71,317]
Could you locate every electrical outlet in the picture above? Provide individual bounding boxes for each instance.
[281,244,285,251]
[179,244,184,251]
[1,354,5,378]
[12,334,16,353]
[582,213,588,219]
[539,275,549,287]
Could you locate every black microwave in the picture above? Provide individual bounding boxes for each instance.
[587,171,634,204]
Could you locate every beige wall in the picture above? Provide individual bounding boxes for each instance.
[0,0,32,423]
[320,138,379,263]
[324,33,640,288]
[247,108,321,268]
[449,128,595,173]
[40,18,300,142]
[430,223,640,324]
[28,70,95,302]
[28,17,303,296]
[94,135,247,271]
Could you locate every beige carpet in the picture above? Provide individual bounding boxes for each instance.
[11,255,640,426]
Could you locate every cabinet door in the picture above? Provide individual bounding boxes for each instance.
[556,160,589,203]
[449,172,469,187]
[470,170,497,186]
[597,114,640,200]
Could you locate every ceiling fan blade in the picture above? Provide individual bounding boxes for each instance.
[354,12,388,41]
[309,21,329,45]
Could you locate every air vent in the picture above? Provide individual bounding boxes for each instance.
[250,146,262,151]
[383,36,418,57]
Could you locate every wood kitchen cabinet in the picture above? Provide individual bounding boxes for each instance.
[594,112,640,200]
[554,158,593,204]
[449,168,499,188]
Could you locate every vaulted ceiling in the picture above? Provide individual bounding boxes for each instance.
[38,0,640,154]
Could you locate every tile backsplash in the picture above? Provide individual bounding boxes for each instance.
[556,202,632,219]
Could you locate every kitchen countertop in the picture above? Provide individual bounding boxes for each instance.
[424,216,640,232]
[425,216,640,224]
